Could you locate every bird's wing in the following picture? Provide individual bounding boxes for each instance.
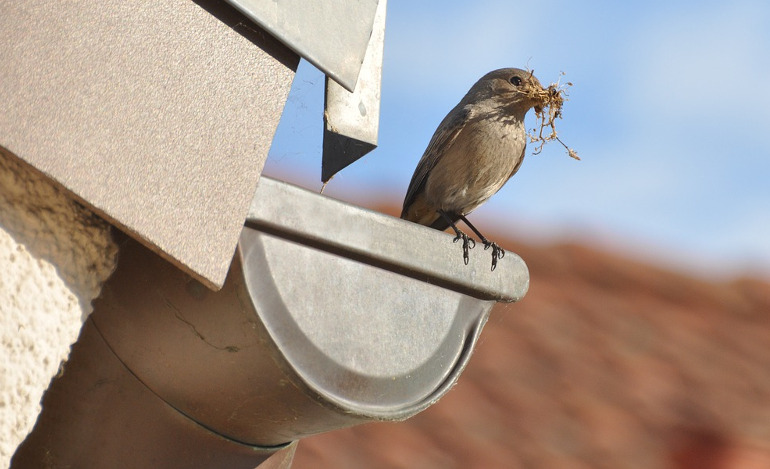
[401,106,473,218]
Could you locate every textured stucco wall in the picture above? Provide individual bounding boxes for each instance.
[0,148,117,467]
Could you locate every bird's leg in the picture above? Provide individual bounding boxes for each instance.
[457,215,505,271]
[438,210,475,265]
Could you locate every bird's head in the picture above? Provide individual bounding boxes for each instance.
[465,68,548,118]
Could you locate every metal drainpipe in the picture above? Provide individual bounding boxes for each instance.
[12,177,528,468]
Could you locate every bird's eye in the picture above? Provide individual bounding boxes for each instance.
[510,76,522,86]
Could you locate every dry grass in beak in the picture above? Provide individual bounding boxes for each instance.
[523,72,580,160]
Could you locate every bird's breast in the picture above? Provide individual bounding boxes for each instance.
[424,118,526,214]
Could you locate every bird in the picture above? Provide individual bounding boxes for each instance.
[401,68,544,271]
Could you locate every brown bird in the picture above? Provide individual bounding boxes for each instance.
[401,68,543,270]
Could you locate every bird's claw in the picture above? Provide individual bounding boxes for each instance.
[483,242,505,271]
[453,232,475,265]
[453,233,476,249]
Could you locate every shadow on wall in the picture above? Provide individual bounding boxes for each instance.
[0,147,117,316]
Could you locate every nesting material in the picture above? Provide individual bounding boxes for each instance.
[522,72,580,160]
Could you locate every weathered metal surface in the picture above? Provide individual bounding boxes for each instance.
[226,0,379,92]
[85,178,528,447]
[11,317,291,469]
[0,0,298,290]
[91,233,495,446]
[321,0,387,183]
[247,177,530,303]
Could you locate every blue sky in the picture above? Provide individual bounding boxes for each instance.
[264,0,770,279]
